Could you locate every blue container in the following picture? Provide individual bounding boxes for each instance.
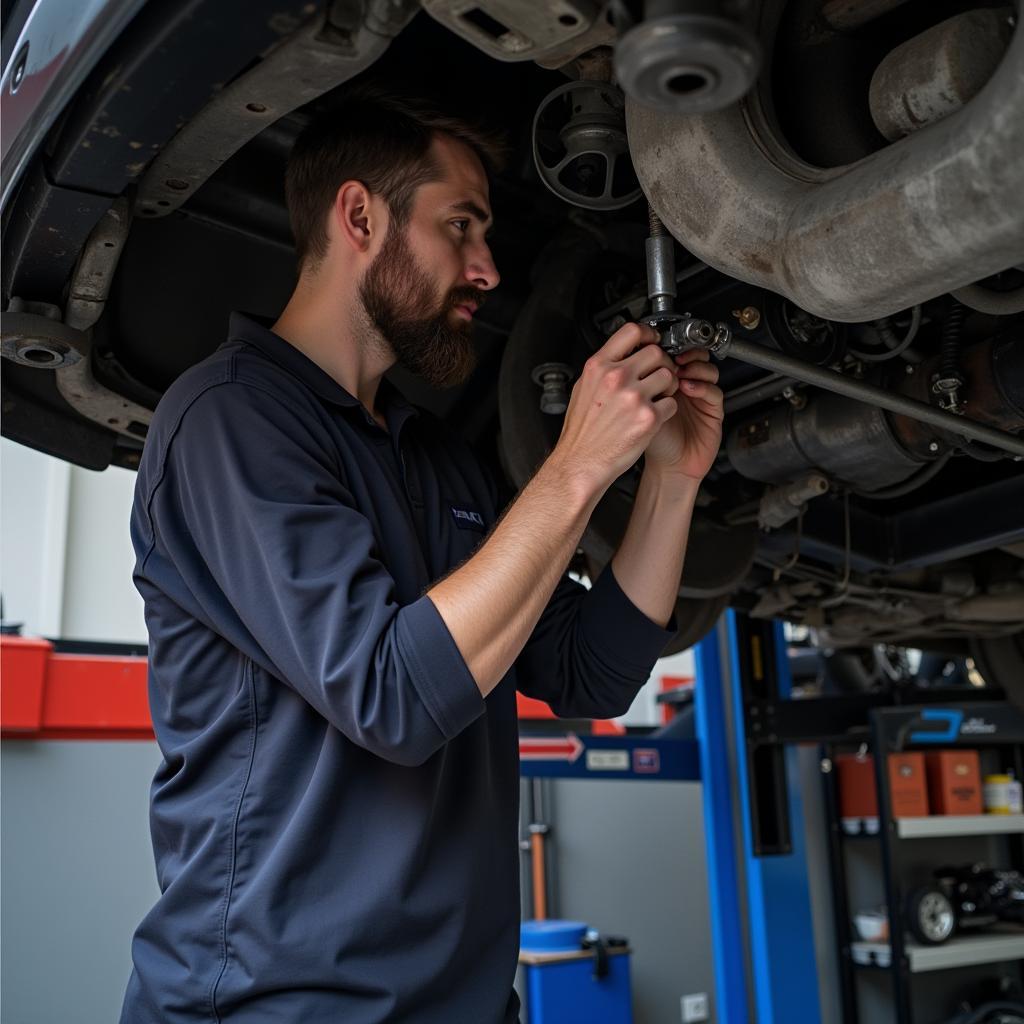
[519,920,633,1024]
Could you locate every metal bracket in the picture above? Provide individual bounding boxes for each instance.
[135,0,419,218]
[421,0,613,64]
[1,308,153,442]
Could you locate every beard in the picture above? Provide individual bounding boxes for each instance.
[358,221,485,389]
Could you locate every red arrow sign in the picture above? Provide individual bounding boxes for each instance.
[519,733,584,763]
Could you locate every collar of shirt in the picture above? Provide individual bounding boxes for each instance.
[228,311,419,437]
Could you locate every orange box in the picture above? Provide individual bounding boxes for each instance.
[837,752,931,819]
[925,749,983,815]
[836,754,877,818]
[888,752,930,817]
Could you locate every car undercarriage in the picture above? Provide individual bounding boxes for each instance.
[2,0,1023,687]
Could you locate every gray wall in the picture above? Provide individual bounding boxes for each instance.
[547,778,716,1024]
[1,741,161,1024]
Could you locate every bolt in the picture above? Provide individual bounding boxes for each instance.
[782,386,807,410]
[165,178,190,191]
[905,364,914,375]
[10,44,29,92]
[531,362,575,415]
[732,306,761,330]
[685,320,713,343]
[931,373,965,414]
[246,102,268,113]
[821,758,833,774]
[929,442,939,453]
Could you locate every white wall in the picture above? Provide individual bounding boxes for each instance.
[620,646,696,728]
[1,438,146,642]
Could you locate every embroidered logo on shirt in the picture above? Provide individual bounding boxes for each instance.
[450,506,486,532]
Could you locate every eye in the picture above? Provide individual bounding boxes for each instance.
[451,219,470,233]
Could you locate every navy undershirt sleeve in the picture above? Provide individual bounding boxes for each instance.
[516,565,678,718]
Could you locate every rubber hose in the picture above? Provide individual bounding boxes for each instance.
[854,452,951,500]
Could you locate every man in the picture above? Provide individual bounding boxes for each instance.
[121,88,722,1023]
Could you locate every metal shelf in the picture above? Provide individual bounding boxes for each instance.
[852,929,1024,973]
[896,814,1024,839]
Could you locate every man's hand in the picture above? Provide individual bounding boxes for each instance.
[643,348,724,482]
[553,322,679,495]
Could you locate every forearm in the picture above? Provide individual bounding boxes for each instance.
[427,452,599,697]
[611,468,700,628]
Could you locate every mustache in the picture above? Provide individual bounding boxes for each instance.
[447,286,488,310]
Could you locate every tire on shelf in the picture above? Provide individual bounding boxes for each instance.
[905,886,956,945]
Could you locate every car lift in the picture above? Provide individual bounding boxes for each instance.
[517,611,821,1023]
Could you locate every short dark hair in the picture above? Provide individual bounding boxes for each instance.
[285,85,507,272]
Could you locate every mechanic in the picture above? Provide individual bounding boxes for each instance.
[120,87,723,1024]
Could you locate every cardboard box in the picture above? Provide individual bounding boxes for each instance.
[888,752,930,817]
[925,749,983,815]
[836,754,877,818]
[837,752,931,820]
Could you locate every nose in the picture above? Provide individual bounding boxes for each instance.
[465,241,500,292]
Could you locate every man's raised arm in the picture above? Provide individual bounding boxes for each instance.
[428,324,723,697]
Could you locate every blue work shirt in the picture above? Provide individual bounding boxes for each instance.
[121,313,676,1023]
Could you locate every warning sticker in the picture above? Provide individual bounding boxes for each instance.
[633,748,661,774]
[586,750,630,771]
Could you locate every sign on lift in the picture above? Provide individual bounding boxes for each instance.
[518,734,701,781]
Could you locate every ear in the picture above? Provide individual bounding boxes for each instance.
[332,180,382,255]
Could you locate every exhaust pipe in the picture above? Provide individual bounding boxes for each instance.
[626,6,1024,322]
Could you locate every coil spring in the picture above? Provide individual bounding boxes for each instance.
[940,301,965,379]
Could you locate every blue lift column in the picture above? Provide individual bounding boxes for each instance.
[694,611,822,1024]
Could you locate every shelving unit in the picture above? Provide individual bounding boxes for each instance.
[896,814,1024,839]
[852,930,1024,973]
[823,701,1024,1024]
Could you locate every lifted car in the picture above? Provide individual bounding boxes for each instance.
[3,0,1023,693]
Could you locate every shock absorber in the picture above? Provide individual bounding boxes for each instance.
[932,300,967,413]
[643,206,732,355]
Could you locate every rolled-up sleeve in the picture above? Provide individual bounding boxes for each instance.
[137,382,484,766]
[515,565,678,719]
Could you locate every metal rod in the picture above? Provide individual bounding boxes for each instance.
[645,206,676,315]
[594,261,707,325]
[530,831,547,920]
[723,374,795,415]
[720,336,1024,457]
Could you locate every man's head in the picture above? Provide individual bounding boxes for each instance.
[285,87,505,388]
